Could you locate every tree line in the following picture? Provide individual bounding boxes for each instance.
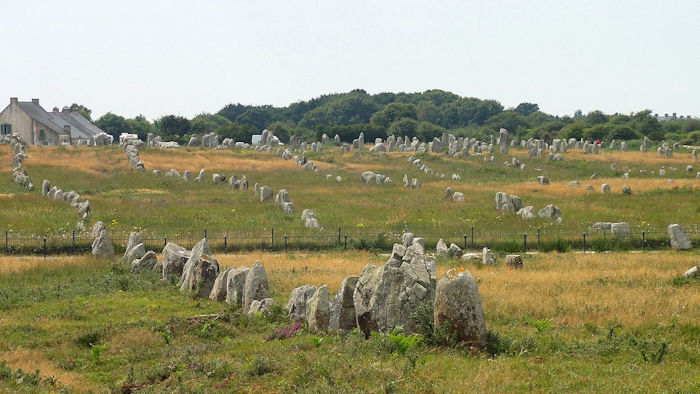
[79,89,699,145]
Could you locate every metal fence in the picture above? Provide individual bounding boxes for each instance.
[2,225,699,256]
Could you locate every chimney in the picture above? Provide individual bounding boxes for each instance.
[63,125,71,135]
[31,98,39,105]
[672,112,677,119]
[10,97,18,105]
[52,107,59,112]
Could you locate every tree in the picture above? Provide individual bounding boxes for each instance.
[191,113,231,135]
[154,115,191,141]
[215,122,257,143]
[217,103,248,122]
[585,110,608,125]
[95,112,130,140]
[125,115,154,140]
[370,102,418,128]
[69,103,92,121]
[416,121,445,141]
[387,118,419,138]
[513,102,539,116]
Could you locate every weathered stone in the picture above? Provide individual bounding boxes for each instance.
[433,268,487,346]
[242,261,270,313]
[179,238,220,298]
[505,254,523,269]
[248,298,275,316]
[159,242,190,279]
[683,266,699,279]
[209,268,233,302]
[536,176,550,185]
[91,222,114,257]
[225,267,249,307]
[123,232,144,262]
[131,251,157,272]
[452,192,465,202]
[601,184,611,193]
[538,205,562,220]
[275,189,290,205]
[123,242,145,264]
[447,243,462,257]
[306,285,331,332]
[286,285,317,323]
[41,179,50,196]
[329,276,359,331]
[622,185,632,195]
[482,247,495,265]
[353,239,436,336]
[517,206,536,220]
[611,222,631,237]
[436,239,448,256]
[495,192,511,211]
[259,186,273,202]
[668,224,692,250]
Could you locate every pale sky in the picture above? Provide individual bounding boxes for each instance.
[1,0,698,121]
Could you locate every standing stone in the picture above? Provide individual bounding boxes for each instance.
[225,267,249,307]
[433,268,487,347]
[601,184,611,193]
[447,243,463,257]
[329,276,359,331]
[91,221,114,257]
[306,285,331,332]
[621,185,632,195]
[183,170,191,182]
[683,266,699,279]
[495,192,511,211]
[436,239,448,256]
[179,238,220,298]
[668,224,692,250]
[505,255,523,269]
[482,247,495,265]
[498,128,509,154]
[275,189,290,205]
[611,222,631,237]
[159,242,191,279]
[248,298,275,316]
[209,268,233,302]
[122,232,145,263]
[41,180,50,196]
[195,169,206,182]
[286,285,317,323]
[242,261,270,313]
[536,176,550,185]
[259,186,273,202]
[353,239,436,336]
[538,205,562,220]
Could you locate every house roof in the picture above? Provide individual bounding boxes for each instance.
[52,110,104,139]
[17,101,69,135]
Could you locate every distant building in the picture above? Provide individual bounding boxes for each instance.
[654,113,693,122]
[0,97,110,146]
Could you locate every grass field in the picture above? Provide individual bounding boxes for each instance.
[1,144,698,243]
[0,250,698,392]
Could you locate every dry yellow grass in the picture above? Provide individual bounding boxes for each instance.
[513,149,696,166]
[218,250,698,327]
[0,255,97,275]
[139,149,300,173]
[17,146,125,175]
[1,349,101,393]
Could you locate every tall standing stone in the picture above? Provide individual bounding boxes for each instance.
[179,238,220,298]
[433,268,487,347]
[286,285,317,323]
[329,276,359,331]
[668,224,692,250]
[242,261,270,313]
[306,285,331,332]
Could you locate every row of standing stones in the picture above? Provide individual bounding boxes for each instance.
[94,226,490,346]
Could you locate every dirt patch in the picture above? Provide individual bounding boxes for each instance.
[1,349,101,392]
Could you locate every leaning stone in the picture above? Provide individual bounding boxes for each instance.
[123,242,145,264]
[668,224,692,250]
[242,261,270,313]
[179,238,220,298]
[329,276,359,331]
[447,243,462,257]
[286,285,317,323]
[517,206,536,220]
[433,268,487,347]
[306,285,331,332]
[682,266,699,279]
[41,179,50,196]
[505,255,523,269]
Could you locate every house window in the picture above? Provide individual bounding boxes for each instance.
[0,124,10,134]
[39,129,46,140]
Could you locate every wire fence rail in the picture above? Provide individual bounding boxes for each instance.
[2,225,699,256]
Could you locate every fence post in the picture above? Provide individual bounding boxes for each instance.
[224,236,227,254]
[284,235,288,250]
[471,226,474,248]
[582,232,586,253]
[463,234,467,250]
[4,230,7,252]
[164,237,167,247]
[338,227,341,245]
[523,233,527,252]
[537,226,540,249]
[271,227,274,248]
[344,234,348,250]
[204,229,207,239]
[603,228,606,238]
[72,230,76,250]
[642,231,646,251]
[43,238,47,258]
